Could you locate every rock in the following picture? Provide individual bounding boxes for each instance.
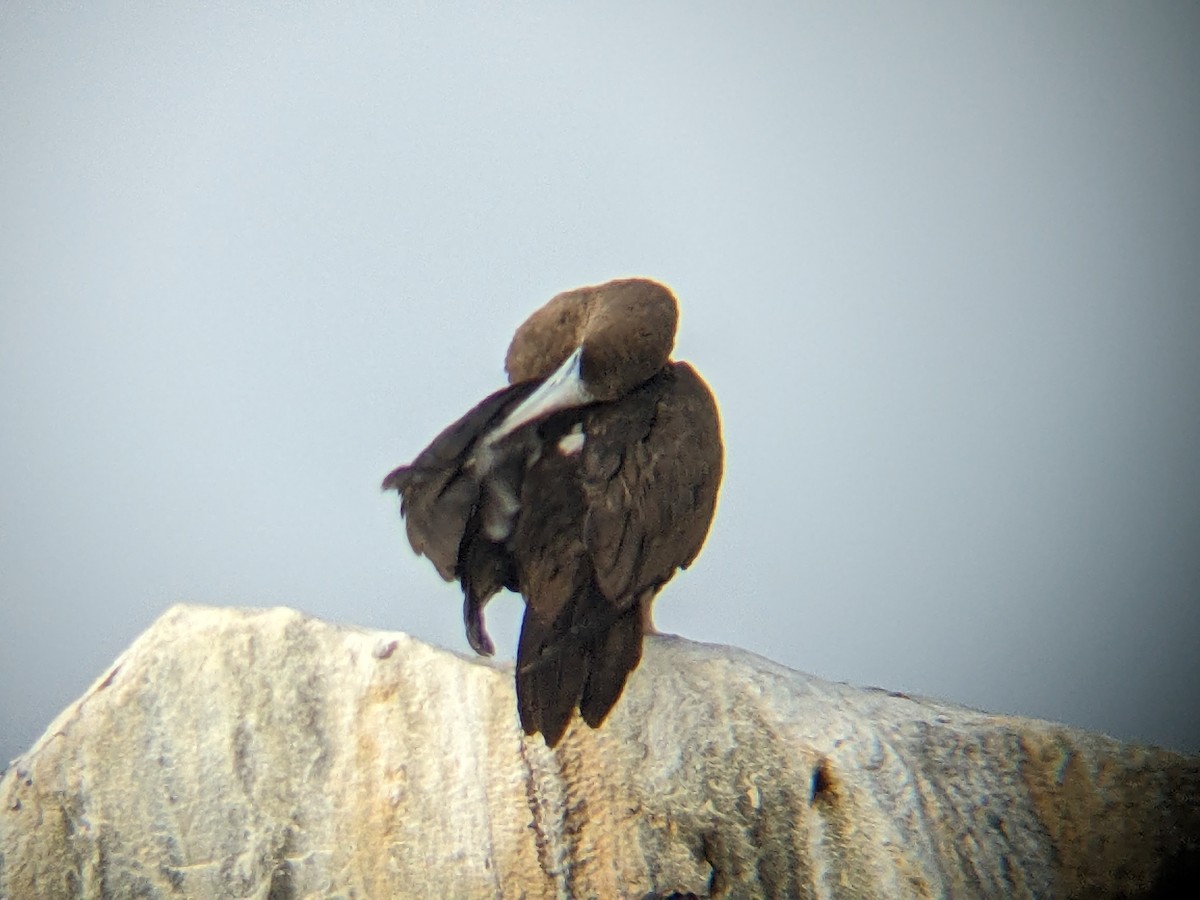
[1,604,1196,898]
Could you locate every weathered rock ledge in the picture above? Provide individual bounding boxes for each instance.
[1,604,1196,898]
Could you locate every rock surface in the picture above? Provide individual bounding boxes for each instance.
[1,604,1196,898]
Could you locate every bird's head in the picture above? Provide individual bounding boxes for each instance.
[505,277,678,400]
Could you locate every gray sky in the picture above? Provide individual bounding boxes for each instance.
[2,3,1198,767]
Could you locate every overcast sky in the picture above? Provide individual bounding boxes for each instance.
[2,3,1198,767]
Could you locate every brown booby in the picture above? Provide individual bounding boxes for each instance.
[383,278,722,746]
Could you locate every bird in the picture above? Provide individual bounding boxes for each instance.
[382,277,723,746]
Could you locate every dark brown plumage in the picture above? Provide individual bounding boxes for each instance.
[383,278,722,746]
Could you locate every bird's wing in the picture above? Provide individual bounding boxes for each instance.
[509,364,722,742]
[382,380,538,581]
[580,362,724,607]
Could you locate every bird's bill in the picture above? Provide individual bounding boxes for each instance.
[489,345,593,441]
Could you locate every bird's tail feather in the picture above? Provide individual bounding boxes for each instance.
[516,579,642,746]
[579,606,643,728]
